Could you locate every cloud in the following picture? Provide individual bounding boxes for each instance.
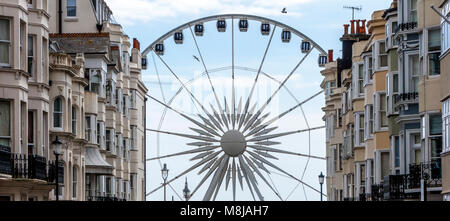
[106,0,312,25]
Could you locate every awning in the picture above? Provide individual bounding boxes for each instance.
[85,147,113,175]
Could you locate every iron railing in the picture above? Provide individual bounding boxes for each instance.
[371,184,384,201]
[0,145,63,183]
[393,92,419,108]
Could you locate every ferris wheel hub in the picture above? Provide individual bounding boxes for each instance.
[220,130,247,157]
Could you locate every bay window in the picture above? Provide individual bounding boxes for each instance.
[85,69,103,95]
[363,55,373,85]
[428,29,441,76]
[374,41,388,70]
[98,122,105,150]
[0,18,11,67]
[106,129,115,153]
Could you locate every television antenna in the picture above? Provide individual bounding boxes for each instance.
[344,5,362,20]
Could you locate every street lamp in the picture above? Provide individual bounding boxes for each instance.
[52,136,63,201]
[183,177,191,201]
[318,172,325,201]
[161,163,169,201]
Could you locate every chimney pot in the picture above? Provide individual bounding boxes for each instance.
[361,20,367,34]
[344,24,350,35]
[328,50,334,63]
[350,20,356,34]
[356,20,361,34]
[133,38,140,51]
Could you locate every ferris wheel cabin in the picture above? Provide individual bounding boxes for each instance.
[239,18,248,32]
[195,23,204,36]
[217,19,227,32]
[261,22,270,35]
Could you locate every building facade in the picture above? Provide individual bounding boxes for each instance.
[0,0,147,201]
[323,0,449,201]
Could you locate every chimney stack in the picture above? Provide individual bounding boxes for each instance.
[350,20,356,34]
[328,50,334,63]
[344,24,350,36]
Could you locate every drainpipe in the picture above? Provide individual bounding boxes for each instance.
[58,0,62,34]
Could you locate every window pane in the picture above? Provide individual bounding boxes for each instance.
[54,98,62,112]
[0,19,10,41]
[431,137,442,158]
[0,43,9,64]
[428,29,441,51]
[67,7,76,17]
[67,0,76,6]
[429,52,440,76]
[0,101,11,137]
[430,115,443,135]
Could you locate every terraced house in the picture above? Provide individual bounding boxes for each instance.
[323,0,450,201]
[0,0,147,201]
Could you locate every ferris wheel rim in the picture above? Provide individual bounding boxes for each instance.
[141,13,328,56]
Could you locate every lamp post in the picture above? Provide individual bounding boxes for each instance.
[319,172,325,201]
[183,177,191,201]
[161,163,169,201]
[52,136,63,201]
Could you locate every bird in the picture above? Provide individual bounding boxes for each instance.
[281,8,287,14]
[193,55,200,62]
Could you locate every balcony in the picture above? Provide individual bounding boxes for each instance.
[0,145,63,183]
[395,22,417,34]
[370,161,442,201]
[394,92,419,108]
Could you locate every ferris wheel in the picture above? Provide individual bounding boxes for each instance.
[143,14,329,201]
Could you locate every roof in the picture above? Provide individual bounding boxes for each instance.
[85,147,114,175]
[49,33,110,54]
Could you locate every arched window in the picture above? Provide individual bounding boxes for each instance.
[53,97,63,129]
[72,106,77,135]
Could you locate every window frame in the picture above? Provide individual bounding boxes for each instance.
[0,100,12,146]
[354,112,365,147]
[53,97,64,130]
[66,0,77,18]
[27,35,36,79]
[443,99,450,153]
[427,28,441,76]
[0,17,12,67]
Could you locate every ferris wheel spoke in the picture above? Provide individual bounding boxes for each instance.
[247,126,325,142]
[247,151,324,196]
[239,155,263,201]
[188,26,229,131]
[241,25,278,131]
[225,164,232,191]
[253,150,279,160]
[240,103,257,130]
[153,50,219,123]
[209,103,225,127]
[244,155,283,201]
[224,97,232,125]
[245,90,323,137]
[232,159,237,201]
[146,94,220,137]
[203,155,229,201]
[212,156,230,201]
[248,113,270,131]
[242,47,315,134]
[190,151,216,161]
[247,145,326,160]
[147,129,219,142]
[189,127,215,137]
[231,18,237,130]
[146,145,220,161]
[146,151,221,197]
[237,164,244,191]
[190,155,225,200]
